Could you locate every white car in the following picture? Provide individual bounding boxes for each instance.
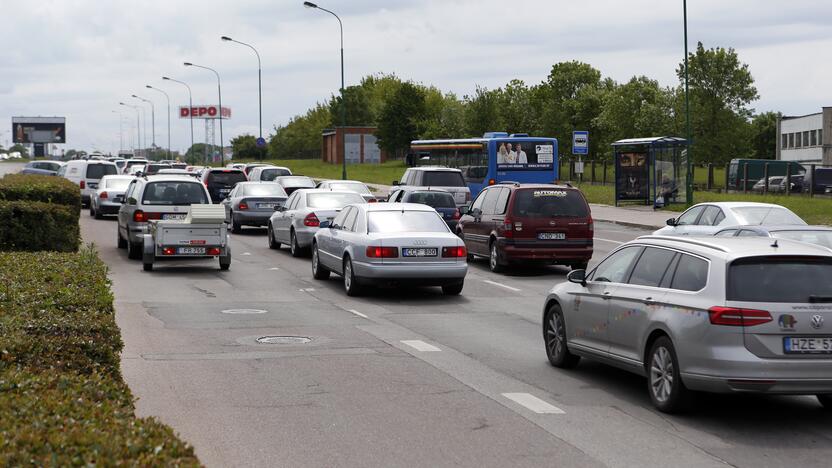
[58,159,119,207]
[653,202,806,237]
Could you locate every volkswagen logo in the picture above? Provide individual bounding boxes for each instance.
[811,314,825,330]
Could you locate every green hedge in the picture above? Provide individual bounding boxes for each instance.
[0,250,200,465]
[0,201,79,252]
[0,174,81,210]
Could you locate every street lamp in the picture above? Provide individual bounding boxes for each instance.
[119,102,141,157]
[132,94,156,151]
[304,1,347,180]
[184,62,225,165]
[683,0,693,205]
[222,35,262,149]
[162,76,195,157]
[146,85,171,159]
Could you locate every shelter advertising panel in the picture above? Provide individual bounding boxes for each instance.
[616,152,649,201]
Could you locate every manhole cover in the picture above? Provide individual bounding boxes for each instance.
[222,309,268,315]
[256,336,312,345]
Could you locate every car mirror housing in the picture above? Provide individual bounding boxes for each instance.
[392,180,400,186]
[666,218,677,226]
[567,269,587,286]
[319,220,331,229]
[459,205,470,216]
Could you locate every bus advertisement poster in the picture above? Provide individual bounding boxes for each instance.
[496,141,554,171]
[616,152,649,200]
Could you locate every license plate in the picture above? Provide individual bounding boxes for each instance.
[219,189,231,194]
[538,232,566,240]
[402,248,437,257]
[784,337,832,354]
[177,247,206,255]
[162,213,187,220]
[257,203,277,209]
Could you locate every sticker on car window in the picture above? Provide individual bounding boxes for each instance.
[533,190,568,197]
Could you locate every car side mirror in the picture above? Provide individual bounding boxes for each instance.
[666,218,677,226]
[274,205,283,211]
[567,269,586,287]
[471,208,482,219]
[392,180,400,186]
[319,220,331,229]
[126,197,137,205]
[459,205,470,216]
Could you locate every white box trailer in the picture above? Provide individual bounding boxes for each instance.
[141,205,231,271]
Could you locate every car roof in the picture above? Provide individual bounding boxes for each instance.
[144,175,204,183]
[632,235,832,261]
[496,183,578,190]
[236,181,281,185]
[358,202,437,212]
[208,168,244,173]
[100,174,134,180]
[292,189,360,195]
[691,201,790,209]
[718,225,832,233]
[321,179,365,184]
[403,187,451,194]
[407,166,463,172]
[257,165,290,170]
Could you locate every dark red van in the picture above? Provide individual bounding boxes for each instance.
[457,183,593,272]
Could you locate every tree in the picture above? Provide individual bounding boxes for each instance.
[749,111,780,159]
[184,143,211,165]
[8,144,29,157]
[268,103,332,160]
[597,76,677,150]
[230,134,263,161]
[463,86,503,137]
[329,85,374,126]
[376,82,426,157]
[497,80,535,135]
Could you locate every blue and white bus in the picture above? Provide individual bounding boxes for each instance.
[410,132,559,198]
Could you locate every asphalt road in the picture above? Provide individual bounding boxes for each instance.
[79,215,832,468]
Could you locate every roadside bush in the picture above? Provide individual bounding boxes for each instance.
[0,173,81,210]
[0,201,79,252]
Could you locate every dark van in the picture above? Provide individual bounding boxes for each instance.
[802,166,832,194]
[458,183,593,273]
[201,168,248,203]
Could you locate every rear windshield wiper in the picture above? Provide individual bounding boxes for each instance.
[809,295,832,303]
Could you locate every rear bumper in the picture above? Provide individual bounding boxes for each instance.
[497,238,593,263]
[97,201,122,214]
[682,355,832,394]
[683,373,832,394]
[353,261,467,285]
[294,227,318,247]
[233,211,272,226]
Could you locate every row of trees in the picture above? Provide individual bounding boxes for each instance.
[248,42,779,165]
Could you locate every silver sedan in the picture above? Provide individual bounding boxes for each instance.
[221,182,288,232]
[267,189,366,257]
[311,203,468,296]
[90,175,133,219]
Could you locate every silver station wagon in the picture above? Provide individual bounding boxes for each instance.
[542,235,832,413]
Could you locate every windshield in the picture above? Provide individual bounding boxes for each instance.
[105,178,131,190]
[407,191,455,208]
[142,181,209,205]
[85,164,118,179]
[279,177,316,188]
[243,184,287,197]
[368,211,450,233]
[772,230,832,249]
[208,171,247,185]
[422,171,465,187]
[327,182,371,194]
[306,192,365,209]
[728,257,832,302]
[512,189,589,218]
[260,168,292,181]
[732,206,806,225]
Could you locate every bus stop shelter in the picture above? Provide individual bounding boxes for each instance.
[612,136,688,207]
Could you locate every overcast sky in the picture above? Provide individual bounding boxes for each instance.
[1,0,829,154]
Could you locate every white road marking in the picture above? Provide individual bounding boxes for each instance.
[594,237,624,244]
[501,393,565,414]
[268,267,280,270]
[483,280,521,292]
[400,340,441,352]
[348,309,368,319]
[298,288,315,292]
[241,252,252,256]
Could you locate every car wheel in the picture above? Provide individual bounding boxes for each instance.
[647,336,692,413]
[219,257,231,271]
[489,241,504,273]
[817,395,832,410]
[290,230,304,257]
[267,224,281,249]
[343,257,363,296]
[231,213,242,233]
[143,261,153,271]
[442,282,464,295]
[89,205,96,217]
[127,239,141,260]
[312,244,330,280]
[117,227,127,249]
[544,303,580,368]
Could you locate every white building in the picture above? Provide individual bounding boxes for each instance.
[777,107,831,164]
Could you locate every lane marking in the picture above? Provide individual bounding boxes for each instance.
[268,267,280,270]
[483,280,521,292]
[400,340,441,352]
[241,252,252,256]
[348,309,368,319]
[594,237,624,244]
[299,288,315,292]
[501,393,565,414]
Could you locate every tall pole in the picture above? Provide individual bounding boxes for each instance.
[132,94,156,150]
[304,2,347,180]
[185,62,224,165]
[221,36,263,157]
[163,76,195,158]
[683,0,693,205]
[147,85,171,159]
[119,102,141,157]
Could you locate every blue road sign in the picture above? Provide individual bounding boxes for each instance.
[572,131,589,155]
[256,137,267,148]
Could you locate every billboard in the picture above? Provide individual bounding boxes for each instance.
[179,105,231,120]
[12,117,66,143]
[496,141,554,171]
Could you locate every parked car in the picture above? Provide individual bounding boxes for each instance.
[20,160,64,176]
[388,188,460,231]
[90,175,134,218]
[715,225,832,249]
[653,202,806,237]
[267,189,366,257]
[221,182,288,232]
[543,235,832,413]
[311,203,468,296]
[458,183,593,272]
[117,175,212,260]
[392,167,471,207]
[248,165,293,182]
[751,176,785,193]
[274,175,316,196]
[727,159,804,191]
[200,168,248,203]
[803,166,832,194]
[317,179,376,202]
[58,160,119,207]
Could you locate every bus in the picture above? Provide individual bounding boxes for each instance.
[410,132,559,198]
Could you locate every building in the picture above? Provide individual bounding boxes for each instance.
[321,127,387,165]
[776,107,832,164]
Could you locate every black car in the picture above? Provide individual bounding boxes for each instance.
[201,168,248,203]
[388,188,460,231]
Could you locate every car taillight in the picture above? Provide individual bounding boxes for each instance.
[442,246,466,258]
[366,246,398,258]
[99,191,108,199]
[304,212,320,227]
[207,247,221,256]
[368,198,378,203]
[708,307,772,326]
[239,201,249,210]
[488,179,495,185]
[80,180,85,189]
[465,192,471,202]
[162,247,176,255]
[133,210,147,222]
[502,218,514,238]
[588,216,594,234]
[452,209,460,220]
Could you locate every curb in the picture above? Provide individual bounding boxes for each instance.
[593,218,663,231]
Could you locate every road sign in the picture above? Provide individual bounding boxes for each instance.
[572,131,588,155]
[256,137,266,148]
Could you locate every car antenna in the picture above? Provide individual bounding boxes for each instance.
[771,239,778,248]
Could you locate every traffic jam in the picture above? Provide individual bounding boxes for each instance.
[66,148,832,415]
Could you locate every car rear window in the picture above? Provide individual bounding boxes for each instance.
[422,171,465,187]
[511,189,589,218]
[368,211,449,233]
[208,171,247,185]
[407,191,455,209]
[727,256,832,302]
[731,206,805,225]
[142,182,209,205]
[85,164,118,179]
[105,178,131,190]
[306,192,365,209]
[771,230,832,249]
[279,176,316,188]
[328,182,371,194]
[260,168,292,181]
[242,184,287,197]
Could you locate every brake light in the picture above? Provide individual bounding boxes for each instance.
[239,202,249,210]
[588,215,594,234]
[442,246,467,258]
[133,210,147,222]
[488,179,495,185]
[502,218,514,238]
[368,198,378,203]
[99,191,108,199]
[207,247,221,256]
[366,246,398,258]
[80,180,85,189]
[162,247,176,255]
[304,212,320,227]
[708,307,772,326]
[452,208,460,220]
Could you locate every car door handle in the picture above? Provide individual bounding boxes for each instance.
[602,291,612,300]
[643,297,654,305]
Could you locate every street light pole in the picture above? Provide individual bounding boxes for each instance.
[184,62,225,165]
[304,1,347,180]
[162,76,195,158]
[222,36,262,149]
[132,94,156,152]
[146,85,171,159]
[119,102,141,157]
[683,0,693,205]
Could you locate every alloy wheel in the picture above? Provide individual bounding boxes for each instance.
[650,347,674,403]
[546,314,564,359]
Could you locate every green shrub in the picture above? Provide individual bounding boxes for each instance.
[0,174,81,210]
[0,201,79,252]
